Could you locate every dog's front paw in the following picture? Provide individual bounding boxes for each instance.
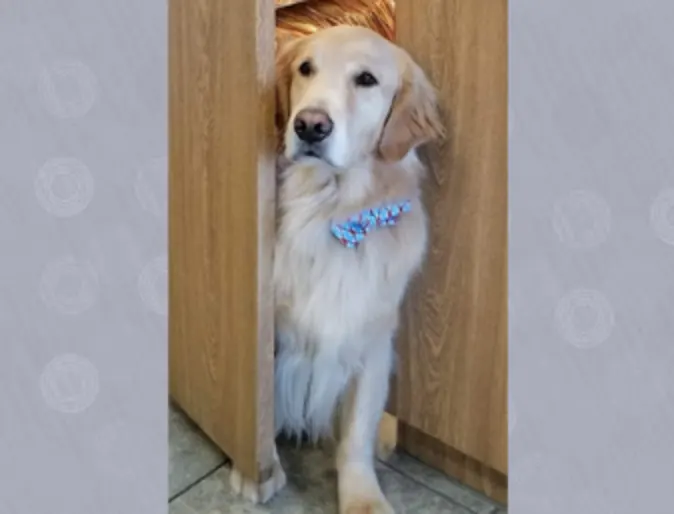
[375,414,397,462]
[229,449,286,504]
[339,463,394,514]
[342,497,394,514]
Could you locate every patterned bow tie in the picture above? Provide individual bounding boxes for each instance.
[330,199,412,248]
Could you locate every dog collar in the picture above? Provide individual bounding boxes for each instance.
[330,199,412,249]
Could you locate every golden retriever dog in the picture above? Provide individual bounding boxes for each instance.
[231,25,443,513]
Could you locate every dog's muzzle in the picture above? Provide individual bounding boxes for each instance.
[292,107,333,160]
[294,107,333,143]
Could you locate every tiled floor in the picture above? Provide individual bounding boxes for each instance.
[169,404,506,514]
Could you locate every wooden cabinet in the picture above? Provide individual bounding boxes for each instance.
[168,0,277,482]
[393,0,508,502]
[169,0,507,502]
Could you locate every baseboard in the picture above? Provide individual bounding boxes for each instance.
[397,422,507,505]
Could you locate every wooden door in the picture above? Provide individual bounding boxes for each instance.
[393,0,508,502]
[168,0,277,483]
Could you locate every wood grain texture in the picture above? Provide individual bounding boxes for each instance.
[394,0,508,474]
[399,422,507,504]
[168,0,276,482]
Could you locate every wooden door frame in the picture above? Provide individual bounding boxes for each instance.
[168,0,277,482]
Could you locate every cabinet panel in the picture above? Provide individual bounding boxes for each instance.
[395,0,508,475]
[168,0,277,481]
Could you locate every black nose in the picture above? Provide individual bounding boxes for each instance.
[293,108,334,143]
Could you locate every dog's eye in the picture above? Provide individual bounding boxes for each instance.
[354,71,378,87]
[298,60,314,77]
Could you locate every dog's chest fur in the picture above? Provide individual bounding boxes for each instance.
[273,158,428,353]
[272,157,428,438]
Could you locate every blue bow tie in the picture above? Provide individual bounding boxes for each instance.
[330,199,412,248]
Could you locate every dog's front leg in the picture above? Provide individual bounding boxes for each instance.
[337,339,395,514]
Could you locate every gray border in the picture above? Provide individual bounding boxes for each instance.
[1,1,167,512]
[510,1,674,512]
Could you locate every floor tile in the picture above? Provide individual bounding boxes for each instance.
[169,403,227,499]
[170,497,200,514]
[170,443,473,513]
[384,452,504,514]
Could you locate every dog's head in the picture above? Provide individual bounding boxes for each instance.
[276,25,444,169]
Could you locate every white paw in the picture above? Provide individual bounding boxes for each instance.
[375,437,396,462]
[339,463,394,514]
[375,413,398,462]
[228,453,287,504]
[341,497,395,514]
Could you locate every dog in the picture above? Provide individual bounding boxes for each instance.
[231,25,444,513]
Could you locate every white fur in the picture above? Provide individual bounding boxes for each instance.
[274,151,428,514]
[274,153,427,443]
[283,27,400,170]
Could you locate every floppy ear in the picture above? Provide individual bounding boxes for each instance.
[377,55,445,162]
[275,36,304,151]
